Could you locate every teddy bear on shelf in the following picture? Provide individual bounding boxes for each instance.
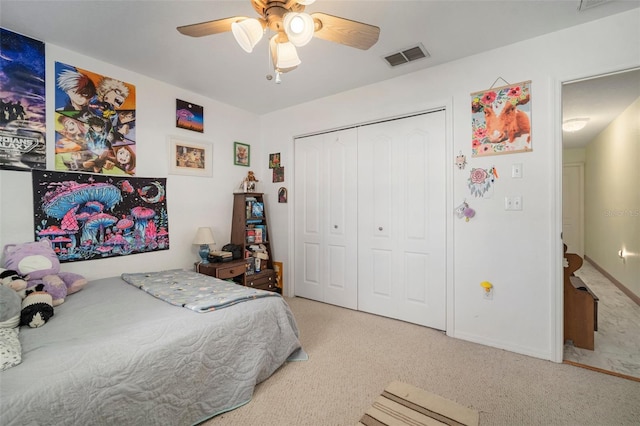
[240,171,259,193]
[2,239,87,307]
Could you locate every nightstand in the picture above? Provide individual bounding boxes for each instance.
[195,258,246,280]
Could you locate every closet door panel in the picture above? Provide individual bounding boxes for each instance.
[294,136,324,301]
[405,252,428,303]
[324,130,358,309]
[294,129,357,309]
[357,131,396,315]
[372,248,392,297]
[358,111,446,330]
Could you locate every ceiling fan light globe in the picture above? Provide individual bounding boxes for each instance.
[296,0,316,5]
[283,12,314,47]
[231,18,264,53]
[270,36,301,69]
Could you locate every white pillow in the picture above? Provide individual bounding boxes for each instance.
[0,328,21,371]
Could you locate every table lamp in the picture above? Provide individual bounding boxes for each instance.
[193,227,215,264]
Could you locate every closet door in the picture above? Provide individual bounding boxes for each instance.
[357,111,446,330]
[294,129,358,309]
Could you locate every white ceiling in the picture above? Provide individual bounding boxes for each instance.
[1,0,639,144]
[562,68,640,149]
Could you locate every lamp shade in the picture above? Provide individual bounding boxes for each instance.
[193,227,215,245]
[232,18,264,53]
[270,36,301,70]
[283,12,315,47]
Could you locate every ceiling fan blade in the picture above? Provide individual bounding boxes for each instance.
[177,16,247,37]
[311,12,380,50]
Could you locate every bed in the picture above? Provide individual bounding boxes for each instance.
[0,270,303,425]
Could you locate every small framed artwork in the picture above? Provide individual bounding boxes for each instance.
[234,142,250,166]
[273,261,283,289]
[176,99,204,133]
[273,166,284,183]
[470,80,532,157]
[278,187,287,203]
[169,136,212,177]
[269,152,281,169]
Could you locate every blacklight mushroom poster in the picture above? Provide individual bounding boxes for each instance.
[32,170,169,263]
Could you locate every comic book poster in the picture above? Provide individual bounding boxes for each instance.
[0,28,46,171]
[32,170,169,263]
[54,62,137,175]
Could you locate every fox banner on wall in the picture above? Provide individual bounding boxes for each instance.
[54,62,137,175]
[0,28,46,171]
[32,170,169,263]
[471,80,532,157]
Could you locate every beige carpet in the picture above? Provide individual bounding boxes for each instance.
[359,380,479,426]
[204,296,640,425]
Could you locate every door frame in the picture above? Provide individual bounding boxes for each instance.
[553,65,639,363]
[288,101,455,333]
[562,162,585,256]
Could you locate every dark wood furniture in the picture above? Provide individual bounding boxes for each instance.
[229,192,279,293]
[195,259,246,280]
[563,244,599,350]
[195,258,279,292]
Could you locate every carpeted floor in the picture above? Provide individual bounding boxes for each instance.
[204,296,640,425]
[563,259,640,379]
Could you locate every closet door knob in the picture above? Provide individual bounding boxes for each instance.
[334,225,338,229]
[378,226,383,231]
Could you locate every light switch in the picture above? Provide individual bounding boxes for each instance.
[512,163,523,178]
[504,196,513,210]
[513,196,523,210]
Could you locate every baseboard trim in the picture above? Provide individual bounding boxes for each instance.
[563,359,640,383]
[584,255,640,306]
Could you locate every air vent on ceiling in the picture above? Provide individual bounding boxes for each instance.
[383,44,430,67]
[578,0,612,11]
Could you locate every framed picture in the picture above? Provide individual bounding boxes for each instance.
[176,99,204,133]
[269,152,281,169]
[278,187,287,203]
[471,80,532,157]
[273,261,283,289]
[234,141,250,166]
[273,166,284,183]
[168,136,212,177]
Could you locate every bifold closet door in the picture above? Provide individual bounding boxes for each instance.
[357,111,447,330]
[293,128,358,309]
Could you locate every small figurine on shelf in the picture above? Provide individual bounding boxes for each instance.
[240,171,259,192]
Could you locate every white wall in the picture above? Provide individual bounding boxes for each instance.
[260,10,640,361]
[585,97,640,296]
[2,10,638,363]
[0,43,263,280]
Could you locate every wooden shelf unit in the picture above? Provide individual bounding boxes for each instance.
[230,192,278,292]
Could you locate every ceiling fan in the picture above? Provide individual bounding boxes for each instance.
[177,0,380,82]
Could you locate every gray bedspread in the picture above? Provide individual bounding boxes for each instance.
[0,275,302,425]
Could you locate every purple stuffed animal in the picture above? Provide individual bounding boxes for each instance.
[3,240,87,306]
